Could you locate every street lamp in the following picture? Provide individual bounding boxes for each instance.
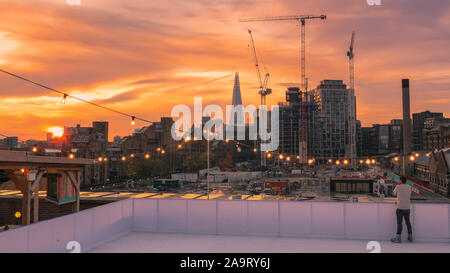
[203,129,211,200]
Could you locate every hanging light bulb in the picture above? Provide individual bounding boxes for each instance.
[61,94,68,104]
[131,116,136,126]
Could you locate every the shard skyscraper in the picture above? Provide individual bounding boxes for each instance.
[229,72,243,139]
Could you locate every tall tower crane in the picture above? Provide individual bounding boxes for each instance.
[240,15,326,91]
[347,31,355,90]
[248,29,272,106]
[240,14,326,164]
[248,29,272,166]
[346,31,357,165]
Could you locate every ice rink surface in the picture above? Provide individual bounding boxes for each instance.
[89,232,450,253]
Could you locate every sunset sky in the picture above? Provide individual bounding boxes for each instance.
[0,0,449,141]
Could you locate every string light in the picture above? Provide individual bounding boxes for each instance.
[343,159,349,165]
[131,116,136,126]
[32,146,38,152]
[145,154,150,159]
[121,156,126,161]
[61,94,67,104]
[0,69,153,124]
[69,154,74,159]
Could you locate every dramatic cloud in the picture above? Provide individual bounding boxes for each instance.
[0,0,449,140]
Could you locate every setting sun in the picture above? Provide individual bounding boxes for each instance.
[47,126,64,138]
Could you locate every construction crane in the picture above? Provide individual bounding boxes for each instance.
[346,31,356,165]
[240,15,326,91]
[247,29,272,106]
[247,29,272,167]
[347,31,355,90]
[240,14,326,165]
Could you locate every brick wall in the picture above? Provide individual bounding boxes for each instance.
[0,197,114,225]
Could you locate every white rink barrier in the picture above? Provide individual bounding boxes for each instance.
[1,198,449,252]
[0,199,133,253]
[133,199,450,243]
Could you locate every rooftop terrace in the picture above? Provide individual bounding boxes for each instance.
[0,198,448,253]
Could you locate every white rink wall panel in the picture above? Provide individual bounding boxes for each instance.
[377,203,398,240]
[413,203,449,242]
[132,198,158,231]
[311,202,345,238]
[187,199,217,234]
[247,201,279,236]
[157,199,188,233]
[279,202,312,237]
[217,200,248,235]
[344,203,380,239]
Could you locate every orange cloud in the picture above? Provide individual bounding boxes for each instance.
[0,0,449,140]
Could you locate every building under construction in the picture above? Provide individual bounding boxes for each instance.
[278,87,315,158]
[278,80,357,163]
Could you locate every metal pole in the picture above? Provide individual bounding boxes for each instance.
[207,132,210,200]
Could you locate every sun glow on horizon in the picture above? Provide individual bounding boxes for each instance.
[48,126,64,137]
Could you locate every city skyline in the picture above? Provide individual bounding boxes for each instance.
[1,0,449,140]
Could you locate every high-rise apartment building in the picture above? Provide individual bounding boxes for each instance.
[310,80,356,161]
